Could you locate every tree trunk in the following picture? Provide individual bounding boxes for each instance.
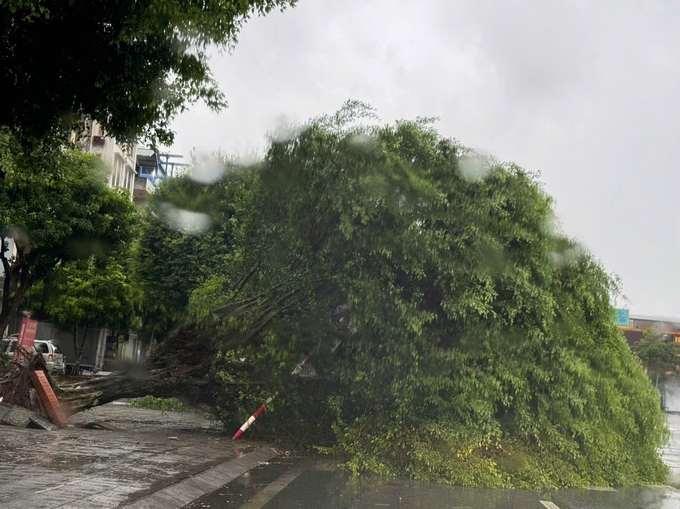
[0,271,10,337]
[71,325,79,375]
[63,367,218,411]
[0,247,32,335]
[58,282,303,414]
[74,325,88,374]
[0,266,31,336]
[60,325,221,412]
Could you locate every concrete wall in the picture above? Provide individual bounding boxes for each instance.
[34,322,102,369]
[629,318,680,334]
[87,121,137,201]
[18,320,146,371]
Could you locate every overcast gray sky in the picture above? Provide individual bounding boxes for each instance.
[171,0,680,317]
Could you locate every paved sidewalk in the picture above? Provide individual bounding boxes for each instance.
[0,402,271,508]
[1,404,678,508]
[68,401,222,431]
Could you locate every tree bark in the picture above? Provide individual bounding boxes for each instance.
[60,325,221,412]
[0,248,32,335]
[0,238,12,320]
[58,282,305,414]
[71,324,79,374]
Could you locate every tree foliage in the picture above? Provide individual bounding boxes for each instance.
[631,328,679,384]
[0,0,296,145]
[35,256,141,372]
[133,168,254,333]
[142,103,669,488]
[0,129,138,333]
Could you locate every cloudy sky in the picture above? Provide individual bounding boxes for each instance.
[171,0,680,317]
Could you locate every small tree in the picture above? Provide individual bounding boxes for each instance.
[631,328,679,388]
[41,257,140,374]
[0,130,138,334]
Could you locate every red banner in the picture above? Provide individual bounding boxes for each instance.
[12,318,38,366]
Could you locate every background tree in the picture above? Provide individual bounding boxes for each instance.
[133,166,254,334]
[70,103,669,488]
[631,328,679,389]
[0,0,296,145]
[37,257,140,374]
[0,130,138,333]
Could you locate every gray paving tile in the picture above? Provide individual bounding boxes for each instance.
[0,402,263,508]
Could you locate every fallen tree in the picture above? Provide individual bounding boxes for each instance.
[59,269,307,412]
[59,326,218,411]
[0,346,56,413]
[12,102,668,488]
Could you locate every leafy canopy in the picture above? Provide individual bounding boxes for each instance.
[160,102,670,488]
[0,129,138,332]
[0,0,296,145]
[631,328,679,382]
[133,168,254,333]
[40,257,140,332]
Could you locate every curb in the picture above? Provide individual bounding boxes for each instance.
[122,446,280,509]
[649,484,680,493]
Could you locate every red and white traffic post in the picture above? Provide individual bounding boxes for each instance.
[232,392,278,440]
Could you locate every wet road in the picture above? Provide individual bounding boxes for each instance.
[189,413,680,509]
[187,456,680,509]
[662,413,680,485]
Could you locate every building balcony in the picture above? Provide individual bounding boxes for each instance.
[133,176,155,204]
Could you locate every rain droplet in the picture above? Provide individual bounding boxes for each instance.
[459,155,494,181]
[189,153,226,185]
[348,133,375,148]
[268,114,305,144]
[158,203,211,235]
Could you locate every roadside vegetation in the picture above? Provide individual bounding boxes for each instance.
[130,396,191,414]
[128,102,670,488]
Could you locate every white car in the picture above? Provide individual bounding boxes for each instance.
[3,338,66,374]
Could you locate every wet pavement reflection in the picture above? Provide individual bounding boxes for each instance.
[662,412,680,486]
[187,456,680,509]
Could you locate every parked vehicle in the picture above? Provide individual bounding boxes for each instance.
[2,338,66,375]
[1,338,13,354]
[34,340,66,375]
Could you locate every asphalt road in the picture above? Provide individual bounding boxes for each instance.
[186,456,680,509]
[188,413,680,509]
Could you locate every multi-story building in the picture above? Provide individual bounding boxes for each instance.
[73,119,138,200]
[616,309,680,344]
[73,119,187,205]
[133,148,187,205]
